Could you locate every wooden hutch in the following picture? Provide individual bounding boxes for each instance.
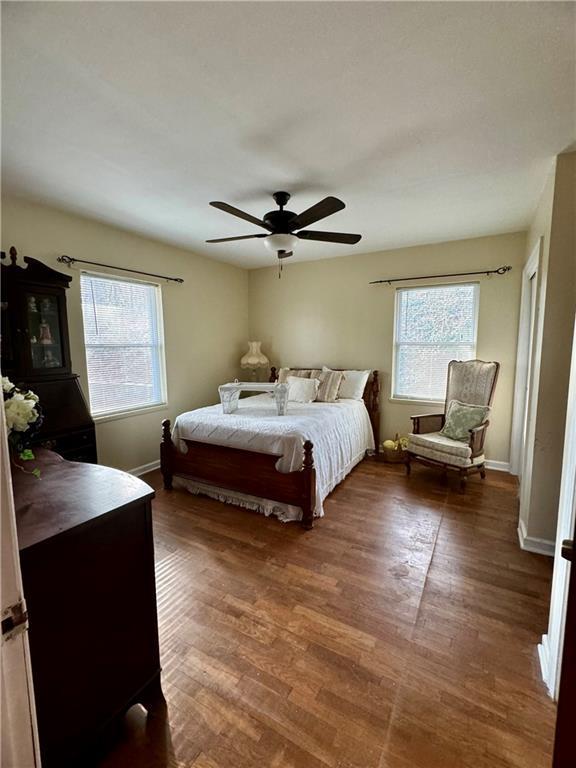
[1,245,97,462]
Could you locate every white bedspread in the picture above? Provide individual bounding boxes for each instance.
[171,394,374,522]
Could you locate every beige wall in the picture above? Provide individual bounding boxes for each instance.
[521,152,576,543]
[1,196,249,470]
[249,232,526,464]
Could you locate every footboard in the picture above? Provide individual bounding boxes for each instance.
[160,420,317,529]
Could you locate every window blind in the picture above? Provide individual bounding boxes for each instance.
[393,283,479,401]
[80,273,166,416]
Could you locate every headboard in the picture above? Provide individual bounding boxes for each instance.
[269,366,380,448]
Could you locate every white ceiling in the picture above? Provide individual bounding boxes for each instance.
[2,2,575,268]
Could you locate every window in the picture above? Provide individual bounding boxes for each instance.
[80,273,167,417]
[393,283,479,402]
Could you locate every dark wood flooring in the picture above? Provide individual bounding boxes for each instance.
[96,460,556,768]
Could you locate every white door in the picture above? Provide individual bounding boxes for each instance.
[0,406,41,767]
[539,313,576,698]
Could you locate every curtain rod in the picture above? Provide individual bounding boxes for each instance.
[57,254,184,284]
[369,265,512,285]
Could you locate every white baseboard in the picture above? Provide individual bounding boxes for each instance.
[484,459,510,472]
[129,459,160,477]
[129,459,509,477]
[538,633,555,697]
[517,518,555,557]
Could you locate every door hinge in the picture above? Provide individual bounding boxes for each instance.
[1,600,29,641]
[561,539,573,562]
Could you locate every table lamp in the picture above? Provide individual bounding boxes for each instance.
[240,341,269,380]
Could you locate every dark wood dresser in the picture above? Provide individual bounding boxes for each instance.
[13,450,162,767]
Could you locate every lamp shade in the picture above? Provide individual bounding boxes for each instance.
[264,234,298,253]
[240,341,269,369]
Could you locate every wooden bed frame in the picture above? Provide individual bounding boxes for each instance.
[160,368,380,529]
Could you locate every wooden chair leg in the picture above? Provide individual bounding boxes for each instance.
[480,465,486,480]
[459,469,467,493]
[405,454,411,476]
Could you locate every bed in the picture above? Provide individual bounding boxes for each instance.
[160,367,380,529]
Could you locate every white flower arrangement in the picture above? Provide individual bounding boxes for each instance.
[3,377,43,474]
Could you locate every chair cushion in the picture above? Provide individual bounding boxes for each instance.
[409,432,472,458]
[408,432,484,468]
[440,399,490,442]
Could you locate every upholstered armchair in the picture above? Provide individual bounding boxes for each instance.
[405,360,500,491]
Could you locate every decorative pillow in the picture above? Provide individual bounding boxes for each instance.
[286,376,320,403]
[316,369,343,402]
[440,399,490,442]
[338,369,371,400]
[277,368,312,384]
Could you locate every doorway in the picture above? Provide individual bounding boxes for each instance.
[510,238,542,530]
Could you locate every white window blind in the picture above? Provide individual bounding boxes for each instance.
[393,283,479,402]
[80,273,166,417]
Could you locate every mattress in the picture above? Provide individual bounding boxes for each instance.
[171,393,375,522]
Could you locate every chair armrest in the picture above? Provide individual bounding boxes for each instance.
[469,421,489,457]
[411,413,445,434]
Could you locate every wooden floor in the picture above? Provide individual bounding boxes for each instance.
[95,460,556,768]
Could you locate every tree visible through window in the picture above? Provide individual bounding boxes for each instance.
[393,283,479,401]
[80,273,167,416]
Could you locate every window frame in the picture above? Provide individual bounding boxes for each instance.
[80,270,168,421]
[391,281,480,404]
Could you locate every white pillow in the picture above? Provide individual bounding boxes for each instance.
[287,376,320,403]
[338,369,371,400]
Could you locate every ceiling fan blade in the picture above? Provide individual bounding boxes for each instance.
[297,230,362,244]
[289,196,345,229]
[206,234,267,243]
[210,201,272,231]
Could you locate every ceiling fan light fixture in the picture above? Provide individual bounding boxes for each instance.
[263,233,298,253]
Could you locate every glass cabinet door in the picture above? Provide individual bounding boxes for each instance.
[26,293,64,370]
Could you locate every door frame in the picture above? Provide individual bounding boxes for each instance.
[539,313,576,699]
[510,238,541,476]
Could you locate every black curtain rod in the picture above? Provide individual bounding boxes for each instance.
[57,254,184,284]
[369,265,512,285]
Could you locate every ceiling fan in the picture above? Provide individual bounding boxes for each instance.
[206,191,362,262]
